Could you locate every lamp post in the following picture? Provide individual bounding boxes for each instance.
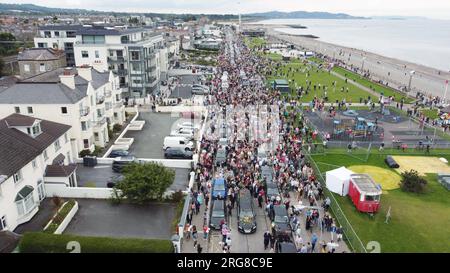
[444,79,449,103]
[361,56,366,73]
[408,70,415,93]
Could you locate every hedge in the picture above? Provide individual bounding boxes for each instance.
[44,199,76,234]
[19,232,174,253]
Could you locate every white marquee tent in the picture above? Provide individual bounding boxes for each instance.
[325,167,354,196]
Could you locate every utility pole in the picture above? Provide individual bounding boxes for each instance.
[408,70,415,93]
[444,79,449,103]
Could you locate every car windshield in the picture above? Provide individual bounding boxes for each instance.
[240,210,253,218]
[275,215,288,223]
[214,183,225,191]
[212,210,225,217]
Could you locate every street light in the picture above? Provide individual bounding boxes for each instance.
[407,70,415,93]
[361,57,366,72]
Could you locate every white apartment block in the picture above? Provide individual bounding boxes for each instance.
[34,24,168,98]
[0,66,126,155]
[0,114,77,232]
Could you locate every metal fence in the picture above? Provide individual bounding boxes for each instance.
[304,153,368,253]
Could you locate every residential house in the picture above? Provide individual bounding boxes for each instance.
[0,114,76,232]
[0,66,126,155]
[17,48,66,79]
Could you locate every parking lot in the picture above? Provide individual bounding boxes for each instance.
[64,199,176,239]
[76,164,191,191]
[125,112,179,159]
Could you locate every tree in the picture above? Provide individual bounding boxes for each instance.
[115,162,175,203]
[399,169,428,194]
[0,57,4,77]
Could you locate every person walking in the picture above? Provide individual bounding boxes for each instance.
[263,231,270,250]
[227,201,233,217]
[192,225,198,248]
[197,244,203,253]
[311,233,318,253]
[205,194,210,208]
[203,225,210,240]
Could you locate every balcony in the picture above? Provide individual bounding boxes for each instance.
[79,107,90,117]
[119,83,128,88]
[146,65,157,72]
[107,56,125,63]
[96,96,105,105]
[105,103,113,111]
[116,69,128,76]
[95,117,106,127]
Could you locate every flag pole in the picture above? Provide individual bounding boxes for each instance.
[444,80,449,104]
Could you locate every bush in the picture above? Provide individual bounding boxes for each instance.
[19,232,174,253]
[78,149,91,158]
[91,145,104,157]
[44,200,76,234]
[399,170,428,194]
[113,124,123,133]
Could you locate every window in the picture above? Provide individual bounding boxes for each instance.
[95,50,100,58]
[13,171,23,184]
[24,64,30,72]
[61,107,68,114]
[32,124,41,135]
[27,106,33,114]
[54,139,61,152]
[0,216,7,231]
[131,51,140,61]
[37,180,45,201]
[32,159,37,169]
[54,31,59,37]
[64,133,69,143]
[52,43,58,49]
[43,149,48,161]
[81,121,87,131]
[37,42,47,48]
[81,51,89,58]
[14,106,20,113]
[15,186,36,217]
[83,139,89,149]
[82,35,105,44]
[131,62,140,71]
[67,152,71,164]
[44,31,51,38]
[39,63,46,72]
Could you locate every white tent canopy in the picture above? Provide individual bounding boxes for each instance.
[326,167,354,196]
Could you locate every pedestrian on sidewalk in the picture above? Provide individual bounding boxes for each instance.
[311,233,318,252]
[197,244,203,253]
[227,201,233,217]
[192,225,198,248]
[203,225,210,240]
[205,194,210,208]
[263,231,270,250]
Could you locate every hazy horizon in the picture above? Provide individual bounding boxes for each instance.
[2,0,450,20]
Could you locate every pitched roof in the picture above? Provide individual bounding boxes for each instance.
[4,114,37,127]
[0,114,71,180]
[17,48,65,61]
[45,164,77,177]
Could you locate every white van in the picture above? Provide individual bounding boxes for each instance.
[163,136,194,151]
[170,128,194,140]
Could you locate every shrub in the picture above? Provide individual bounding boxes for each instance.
[19,232,174,253]
[78,149,91,158]
[399,170,428,194]
[113,124,123,133]
[91,146,104,157]
[44,200,76,234]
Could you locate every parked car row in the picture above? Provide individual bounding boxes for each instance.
[164,121,199,159]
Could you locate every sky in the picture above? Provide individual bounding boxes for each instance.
[3,0,450,20]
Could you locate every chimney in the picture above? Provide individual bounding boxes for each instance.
[59,68,76,89]
[77,65,92,82]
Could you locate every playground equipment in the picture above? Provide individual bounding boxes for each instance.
[332,119,353,138]
[353,117,375,138]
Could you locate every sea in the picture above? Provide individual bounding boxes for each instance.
[255,18,450,72]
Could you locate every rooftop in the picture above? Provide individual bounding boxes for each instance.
[0,114,71,180]
[17,48,65,61]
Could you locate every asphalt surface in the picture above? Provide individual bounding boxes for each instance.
[64,199,176,239]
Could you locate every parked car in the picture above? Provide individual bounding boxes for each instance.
[212,178,226,200]
[237,189,257,234]
[164,148,193,159]
[108,149,130,158]
[163,136,194,151]
[170,128,194,140]
[215,147,227,167]
[107,174,124,188]
[210,200,226,230]
[112,156,137,173]
[179,111,202,119]
[177,121,199,130]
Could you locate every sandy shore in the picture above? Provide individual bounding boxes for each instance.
[245,24,450,101]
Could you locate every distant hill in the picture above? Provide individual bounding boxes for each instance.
[246,11,367,19]
[0,3,96,14]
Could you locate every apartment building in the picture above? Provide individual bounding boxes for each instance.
[34,24,168,98]
[0,66,126,155]
[0,114,76,232]
[34,25,83,66]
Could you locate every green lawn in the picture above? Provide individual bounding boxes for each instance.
[311,152,450,252]
[420,108,440,120]
[332,66,415,104]
[245,37,266,49]
[268,61,373,103]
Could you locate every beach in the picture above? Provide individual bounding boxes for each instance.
[245,23,450,101]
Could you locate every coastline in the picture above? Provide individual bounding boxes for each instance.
[246,24,450,101]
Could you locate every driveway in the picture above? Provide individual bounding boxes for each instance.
[64,199,176,239]
[76,164,190,191]
[124,112,179,159]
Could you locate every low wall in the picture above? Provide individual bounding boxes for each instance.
[55,201,79,234]
[155,105,206,113]
[103,108,140,158]
[45,184,115,199]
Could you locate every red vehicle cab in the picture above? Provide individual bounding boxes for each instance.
[348,174,382,213]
